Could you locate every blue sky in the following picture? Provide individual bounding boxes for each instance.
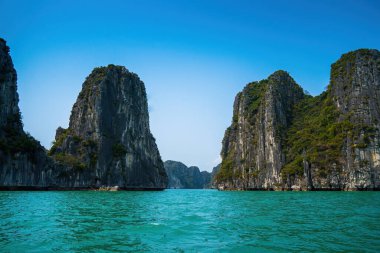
[1,0,379,171]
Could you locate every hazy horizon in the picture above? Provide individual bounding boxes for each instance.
[1,0,379,171]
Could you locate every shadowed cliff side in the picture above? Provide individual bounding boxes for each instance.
[49,65,168,189]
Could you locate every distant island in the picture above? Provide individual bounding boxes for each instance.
[164,160,220,189]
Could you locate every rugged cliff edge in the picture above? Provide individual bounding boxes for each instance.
[164,160,211,189]
[216,49,380,191]
[0,38,57,188]
[49,65,168,189]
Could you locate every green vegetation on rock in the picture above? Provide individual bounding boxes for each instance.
[245,81,267,117]
[54,153,86,171]
[215,155,234,182]
[48,128,98,170]
[282,93,352,178]
[49,128,70,155]
[0,113,41,158]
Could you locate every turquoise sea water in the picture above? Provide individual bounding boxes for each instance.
[0,190,379,252]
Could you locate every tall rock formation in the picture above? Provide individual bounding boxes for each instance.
[164,160,211,189]
[49,65,168,189]
[0,38,56,188]
[216,71,305,189]
[283,49,380,190]
[327,49,380,189]
[216,49,380,190]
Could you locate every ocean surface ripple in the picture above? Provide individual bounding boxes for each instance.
[0,190,379,252]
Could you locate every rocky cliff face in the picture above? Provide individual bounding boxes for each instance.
[216,49,380,190]
[164,160,211,188]
[49,65,168,189]
[216,71,305,189]
[0,38,57,188]
[328,49,380,189]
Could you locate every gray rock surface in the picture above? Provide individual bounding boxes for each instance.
[50,65,168,189]
[216,71,305,189]
[329,49,380,190]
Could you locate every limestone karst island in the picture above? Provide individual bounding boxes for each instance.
[0,1,379,252]
[0,39,167,190]
[1,39,379,191]
[216,50,380,191]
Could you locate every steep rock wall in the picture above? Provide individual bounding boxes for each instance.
[217,71,304,189]
[50,65,168,189]
[330,50,380,189]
